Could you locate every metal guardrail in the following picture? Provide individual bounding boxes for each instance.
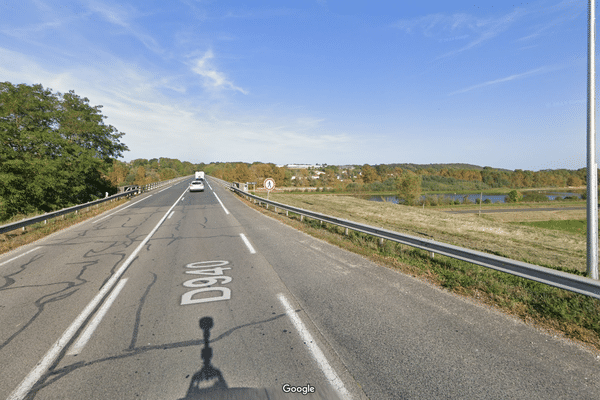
[0,176,192,235]
[208,176,600,300]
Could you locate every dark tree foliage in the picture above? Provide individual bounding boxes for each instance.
[0,82,128,220]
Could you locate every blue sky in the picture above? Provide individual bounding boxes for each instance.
[0,0,592,171]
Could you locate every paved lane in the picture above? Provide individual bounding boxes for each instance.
[1,183,188,400]
[1,180,355,399]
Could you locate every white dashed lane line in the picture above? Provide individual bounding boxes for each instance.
[0,246,42,267]
[239,233,256,254]
[213,193,230,215]
[278,293,350,400]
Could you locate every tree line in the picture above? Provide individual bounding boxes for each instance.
[205,162,594,206]
[205,162,590,190]
[107,158,202,188]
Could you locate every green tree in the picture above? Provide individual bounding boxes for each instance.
[108,160,129,186]
[566,175,583,187]
[397,173,422,205]
[234,163,251,182]
[0,82,128,219]
[362,164,379,184]
[134,166,147,185]
[506,190,523,203]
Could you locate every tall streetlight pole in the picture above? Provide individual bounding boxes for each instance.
[587,0,599,280]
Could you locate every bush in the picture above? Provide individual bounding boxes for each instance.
[522,192,548,202]
[507,190,523,203]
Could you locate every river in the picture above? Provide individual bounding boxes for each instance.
[369,191,583,204]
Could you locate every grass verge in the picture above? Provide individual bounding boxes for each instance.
[238,193,600,352]
[514,219,587,236]
[0,197,130,256]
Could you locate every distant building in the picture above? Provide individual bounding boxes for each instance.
[285,164,323,169]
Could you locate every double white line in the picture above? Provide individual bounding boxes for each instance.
[7,189,187,400]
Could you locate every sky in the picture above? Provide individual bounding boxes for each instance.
[0,0,593,171]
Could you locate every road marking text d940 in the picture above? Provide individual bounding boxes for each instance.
[181,261,232,305]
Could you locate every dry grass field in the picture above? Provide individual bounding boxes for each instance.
[266,193,587,273]
[481,209,586,223]
[245,192,600,350]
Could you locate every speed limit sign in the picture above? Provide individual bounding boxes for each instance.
[264,178,275,191]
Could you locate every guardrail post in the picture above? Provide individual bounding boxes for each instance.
[378,238,384,247]
[286,210,288,217]
[430,252,435,259]
[344,227,349,235]
[300,215,304,222]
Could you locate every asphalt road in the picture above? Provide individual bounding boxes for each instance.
[1,178,599,399]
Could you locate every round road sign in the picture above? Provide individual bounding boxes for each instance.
[264,178,275,191]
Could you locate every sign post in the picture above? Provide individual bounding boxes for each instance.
[588,0,599,280]
[264,178,275,200]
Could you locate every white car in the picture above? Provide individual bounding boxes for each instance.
[189,180,205,192]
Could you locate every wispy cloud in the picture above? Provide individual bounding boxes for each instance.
[191,49,248,94]
[395,1,584,59]
[516,0,583,42]
[295,117,325,128]
[438,34,469,43]
[0,46,350,163]
[449,65,559,95]
[86,0,164,55]
[223,7,297,20]
[439,9,524,58]
[393,8,526,58]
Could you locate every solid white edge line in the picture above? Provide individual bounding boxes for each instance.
[239,233,256,254]
[213,193,230,215]
[206,181,213,190]
[92,195,152,224]
[278,293,350,400]
[0,246,42,267]
[157,187,169,193]
[7,188,187,400]
[67,278,128,356]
